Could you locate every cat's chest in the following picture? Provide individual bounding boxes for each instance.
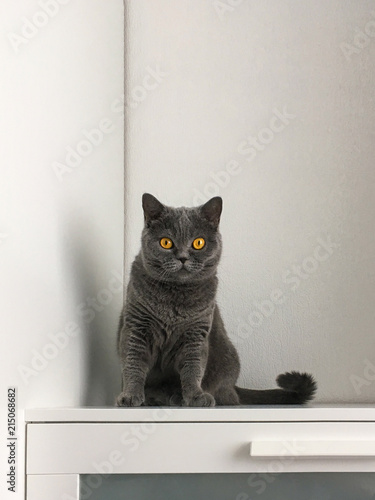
[128,272,217,331]
[146,287,205,324]
[132,281,214,328]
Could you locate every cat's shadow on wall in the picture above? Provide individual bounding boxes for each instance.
[62,215,122,407]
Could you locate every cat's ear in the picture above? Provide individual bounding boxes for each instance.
[142,193,165,224]
[200,197,222,227]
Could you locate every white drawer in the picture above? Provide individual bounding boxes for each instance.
[27,422,375,474]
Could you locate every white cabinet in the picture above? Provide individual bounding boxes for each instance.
[25,405,375,500]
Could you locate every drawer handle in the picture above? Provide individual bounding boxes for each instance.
[250,440,375,458]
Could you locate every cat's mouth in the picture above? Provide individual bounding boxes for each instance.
[160,261,191,275]
[178,262,203,276]
[176,262,190,273]
[158,260,203,280]
[171,261,195,275]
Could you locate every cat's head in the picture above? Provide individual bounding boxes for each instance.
[140,193,222,283]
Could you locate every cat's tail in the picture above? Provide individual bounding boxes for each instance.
[235,371,317,405]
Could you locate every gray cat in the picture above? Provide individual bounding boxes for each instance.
[116,194,316,407]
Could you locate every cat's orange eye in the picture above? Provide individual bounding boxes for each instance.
[192,237,205,250]
[160,237,173,249]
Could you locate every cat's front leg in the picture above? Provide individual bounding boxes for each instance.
[177,330,215,407]
[116,327,151,407]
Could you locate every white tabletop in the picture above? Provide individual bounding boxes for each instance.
[25,404,375,423]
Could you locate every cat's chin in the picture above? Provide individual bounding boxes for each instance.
[171,269,194,282]
[178,267,190,275]
[144,264,206,284]
[162,270,203,284]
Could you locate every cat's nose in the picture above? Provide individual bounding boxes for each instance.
[179,257,188,264]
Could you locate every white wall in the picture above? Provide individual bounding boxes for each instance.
[125,0,375,403]
[0,1,124,498]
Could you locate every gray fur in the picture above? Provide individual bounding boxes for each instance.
[116,194,316,407]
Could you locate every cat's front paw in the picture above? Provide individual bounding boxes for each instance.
[169,392,183,406]
[116,391,145,407]
[184,391,215,407]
